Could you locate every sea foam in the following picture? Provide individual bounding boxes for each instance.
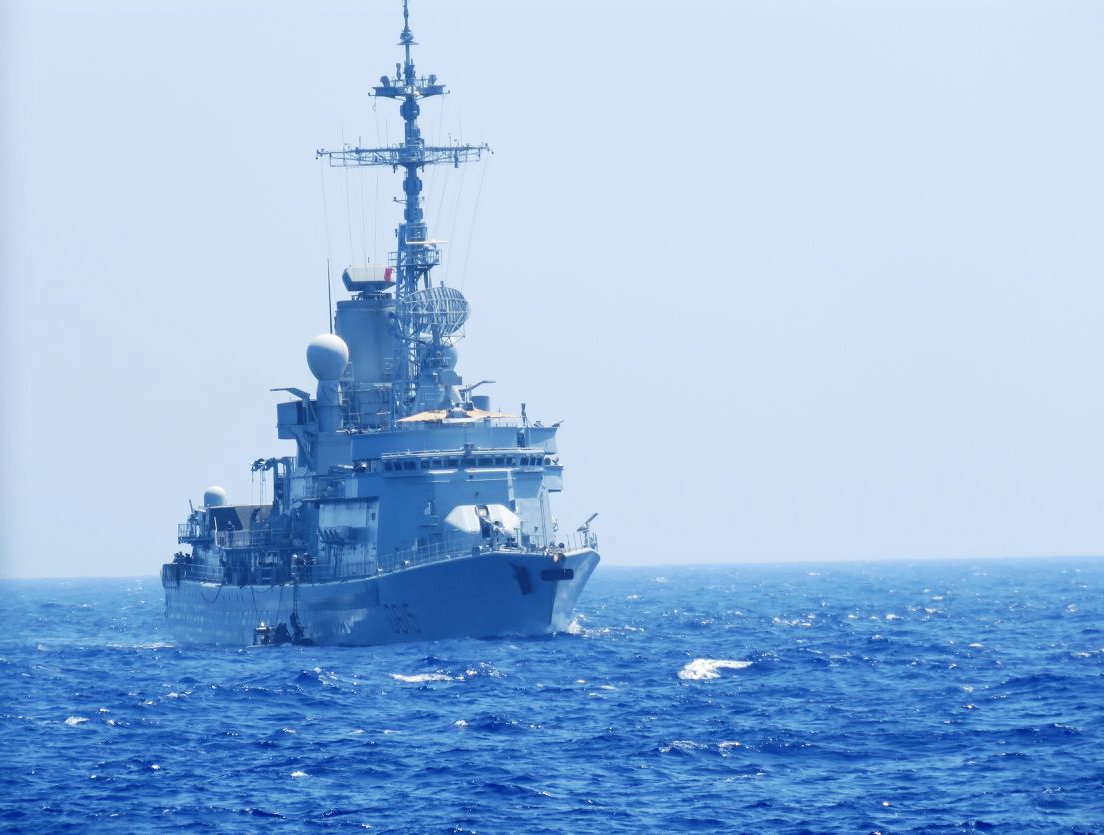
[678,658,752,680]
[389,672,458,683]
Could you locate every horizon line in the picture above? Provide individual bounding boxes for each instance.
[2,552,1101,581]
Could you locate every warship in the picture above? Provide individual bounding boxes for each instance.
[160,1,599,646]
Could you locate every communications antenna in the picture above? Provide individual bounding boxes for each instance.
[316,0,490,419]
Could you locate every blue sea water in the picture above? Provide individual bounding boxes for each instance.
[1,560,1102,832]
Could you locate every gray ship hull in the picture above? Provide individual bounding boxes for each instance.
[164,549,598,646]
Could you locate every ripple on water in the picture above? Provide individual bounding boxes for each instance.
[2,563,1102,831]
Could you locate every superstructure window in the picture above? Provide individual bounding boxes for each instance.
[383,452,535,471]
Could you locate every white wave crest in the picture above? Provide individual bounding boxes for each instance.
[678,658,752,681]
[106,641,174,650]
[389,672,457,683]
[659,739,705,753]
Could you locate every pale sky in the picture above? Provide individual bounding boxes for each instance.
[2,0,1102,578]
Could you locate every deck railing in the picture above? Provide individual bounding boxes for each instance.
[165,531,597,588]
[178,521,204,542]
[215,529,274,549]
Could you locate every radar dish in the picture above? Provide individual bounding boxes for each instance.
[398,286,469,337]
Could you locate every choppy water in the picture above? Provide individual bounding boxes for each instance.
[2,560,1102,832]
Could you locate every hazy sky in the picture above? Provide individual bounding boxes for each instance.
[2,0,1102,578]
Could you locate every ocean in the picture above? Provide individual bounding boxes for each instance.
[1,559,1101,832]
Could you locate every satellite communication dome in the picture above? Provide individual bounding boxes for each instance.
[306,334,350,381]
[203,486,228,507]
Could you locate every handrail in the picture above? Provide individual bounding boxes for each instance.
[178,522,204,542]
[165,536,599,588]
[216,529,274,549]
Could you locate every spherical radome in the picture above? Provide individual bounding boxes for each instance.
[203,486,228,507]
[306,334,350,381]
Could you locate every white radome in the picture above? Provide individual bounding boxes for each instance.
[306,333,350,381]
[203,486,228,507]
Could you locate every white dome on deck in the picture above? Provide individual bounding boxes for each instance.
[306,334,349,381]
[203,486,228,507]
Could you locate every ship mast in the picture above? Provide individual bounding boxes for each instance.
[317,0,489,420]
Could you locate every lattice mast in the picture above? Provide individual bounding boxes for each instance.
[317,0,489,420]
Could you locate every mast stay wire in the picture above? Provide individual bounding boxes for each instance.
[422,108,448,255]
[359,158,369,267]
[460,150,490,292]
[319,158,335,332]
[429,94,450,243]
[341,125,355,267]
[444,162,468,285]
[373,100,383,261]
[431,172,449,256]
[373,171,380,264]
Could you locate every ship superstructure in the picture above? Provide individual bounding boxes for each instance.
[160,1,598,646]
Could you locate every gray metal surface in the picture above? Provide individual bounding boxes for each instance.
[161,1,599,647]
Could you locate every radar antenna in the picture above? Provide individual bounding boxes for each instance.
[577,513,599,548]
[316,0,490,420]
